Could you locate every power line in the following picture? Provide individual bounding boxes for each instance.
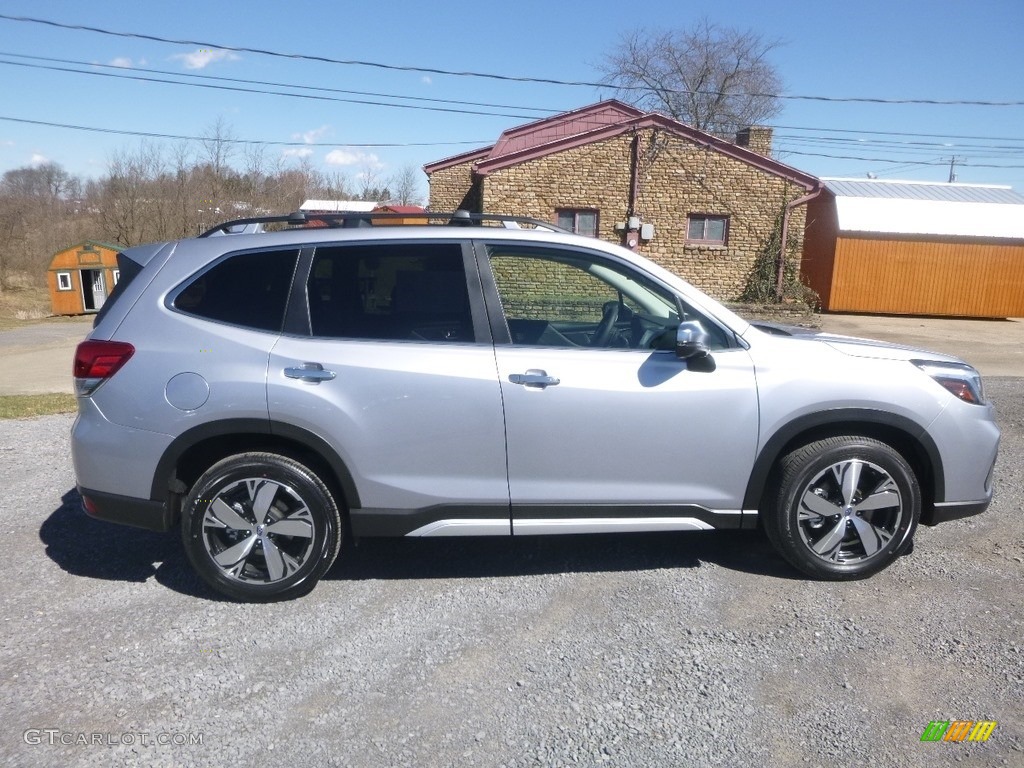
[0,58,543,120]
[0,50,555,117]
[2,13,1023,107]
[10,51,1021,156]
[0,115,490,148]
[774,148,1024,168]
[769,124,1024,143]
[8,113,1024,170]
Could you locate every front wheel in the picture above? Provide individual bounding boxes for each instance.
[181,453,342,602]
[763,436,920,580]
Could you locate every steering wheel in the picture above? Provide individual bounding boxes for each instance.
[592,300,620,347]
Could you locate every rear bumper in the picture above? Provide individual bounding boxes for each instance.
[79,486,175,532]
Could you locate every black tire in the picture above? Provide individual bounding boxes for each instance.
[763,436,920,580]
[181,453,342,602]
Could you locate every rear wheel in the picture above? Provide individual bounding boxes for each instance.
[181,453,342,602]
[763,436,920,580]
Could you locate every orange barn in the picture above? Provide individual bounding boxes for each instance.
[48,241,122,316]
[802,179,1024,318]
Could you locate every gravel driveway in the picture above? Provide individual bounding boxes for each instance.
[1,380,1022,768]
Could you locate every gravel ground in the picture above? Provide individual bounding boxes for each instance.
[1,379,1021,768]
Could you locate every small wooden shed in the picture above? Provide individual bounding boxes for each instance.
[802,179,1024,318]
[48,241,122,316]
[371,204,427,225]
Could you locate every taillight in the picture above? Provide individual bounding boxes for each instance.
[74,340,135,396]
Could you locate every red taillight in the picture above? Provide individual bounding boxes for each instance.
[73,340,135,391]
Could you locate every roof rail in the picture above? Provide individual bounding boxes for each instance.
[198,210,571,237]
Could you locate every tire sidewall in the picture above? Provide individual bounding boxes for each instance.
[181,455,339,602]
[773,439,920,579]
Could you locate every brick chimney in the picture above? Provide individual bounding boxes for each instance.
[735,126,773,157]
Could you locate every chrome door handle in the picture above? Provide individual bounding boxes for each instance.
[509,369,560,388]
[284,363,336,383]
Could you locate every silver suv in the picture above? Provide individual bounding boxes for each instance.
[72,212,1000,601]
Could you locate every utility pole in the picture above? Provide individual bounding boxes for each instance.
[948,156,958,183]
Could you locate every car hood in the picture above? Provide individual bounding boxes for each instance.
[748,321,969,366]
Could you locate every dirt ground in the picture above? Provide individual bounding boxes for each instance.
[0,314,1021,396]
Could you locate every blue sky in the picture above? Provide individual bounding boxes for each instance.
[1,0,1022,198]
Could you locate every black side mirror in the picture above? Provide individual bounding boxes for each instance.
[675,320,711,359]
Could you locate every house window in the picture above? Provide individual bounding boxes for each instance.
[687,214,728,245]
[57,272,73,291]
[556,209,599,237]
[111,269,120,286]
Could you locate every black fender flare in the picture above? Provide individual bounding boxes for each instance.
[742,408,944,511]
[150,418,361,509]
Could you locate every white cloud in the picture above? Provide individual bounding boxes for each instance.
[290,125,331,144]
[30,153,49,165]
[1,140,14,147]
[109,57,134,68]
[421,75,432,85]
[325,150,382,168]
[282,147,314,159]
[170,49,240,70]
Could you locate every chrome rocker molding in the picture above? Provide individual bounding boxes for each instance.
[512,517,714,535]
[406,519,511,537]
[405,511,745,537]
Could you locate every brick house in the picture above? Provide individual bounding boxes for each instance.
[424,100,820,300]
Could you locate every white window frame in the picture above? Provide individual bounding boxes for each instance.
[56,271,73,291]
[686,214,729,245]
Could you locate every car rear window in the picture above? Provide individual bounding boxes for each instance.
[173,249,300,332]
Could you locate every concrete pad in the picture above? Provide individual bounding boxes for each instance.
[0,318,92,395]
[817,314,1024,377]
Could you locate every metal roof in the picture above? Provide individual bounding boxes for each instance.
[822,178,1024,239]
[299,200,379,212]
[823,178,1024,205]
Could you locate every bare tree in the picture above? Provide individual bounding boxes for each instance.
[388,165,424,206]
[598,20,784,135]
[356,163,386,202]
[200,117,237,180]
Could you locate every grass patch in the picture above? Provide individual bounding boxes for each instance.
[0,285,53,329]
[0,393,78,419]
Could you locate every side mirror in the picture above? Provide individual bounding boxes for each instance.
[675,320,711,359]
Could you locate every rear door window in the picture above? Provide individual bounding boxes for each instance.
[307,242,475,342]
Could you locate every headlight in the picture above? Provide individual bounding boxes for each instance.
[912,360,986,405]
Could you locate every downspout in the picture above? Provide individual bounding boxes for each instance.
[625,132,641,250]
[777,184,823,300]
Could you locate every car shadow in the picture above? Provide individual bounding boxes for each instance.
[40,489,800,601]
[40,488,214,598]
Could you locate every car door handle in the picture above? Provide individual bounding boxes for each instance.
[509,369,560,388]
[284,363,336,383]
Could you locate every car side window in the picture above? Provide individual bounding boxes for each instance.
[307,243,474,342]
[487,246,732,351]
[174,248,299,332]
